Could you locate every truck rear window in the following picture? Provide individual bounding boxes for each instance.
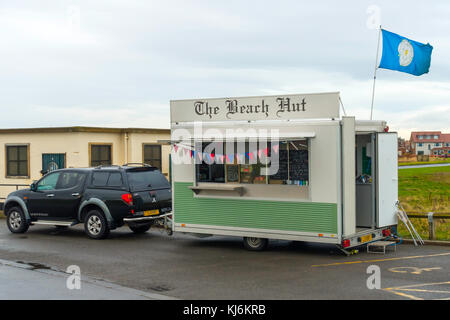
[91,171,124,188]
[126,168,170,191]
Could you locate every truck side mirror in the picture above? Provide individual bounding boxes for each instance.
[30,182,37,192]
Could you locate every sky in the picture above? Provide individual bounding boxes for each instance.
[0,1,449,139]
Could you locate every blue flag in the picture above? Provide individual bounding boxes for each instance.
[379,29,433,76]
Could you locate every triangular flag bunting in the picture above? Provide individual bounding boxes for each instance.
[272,144,279,153]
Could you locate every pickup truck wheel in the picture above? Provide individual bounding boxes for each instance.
[84,210,110,239]
[6,206,29,234]
[243,237,268,251]
[129,224,151,234]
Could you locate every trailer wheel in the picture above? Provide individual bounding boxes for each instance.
[243,237,268,251]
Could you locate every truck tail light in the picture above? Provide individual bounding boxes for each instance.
[382,229,391,237]
[342,239,350,248]
[121,193,133,205]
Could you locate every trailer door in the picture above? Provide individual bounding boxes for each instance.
[376,132,398,227]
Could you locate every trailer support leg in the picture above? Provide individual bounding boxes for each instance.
[336,245,359,256]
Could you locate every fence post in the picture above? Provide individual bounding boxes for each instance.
[427,212,435,240]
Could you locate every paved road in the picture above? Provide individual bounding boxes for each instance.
[399,163,450,169]
[0,223,449,299]
[0,259,174,300]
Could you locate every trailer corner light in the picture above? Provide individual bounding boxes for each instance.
[181,224,186,227]
[342,239,350,248]
[382,229,391,237]
[384,126,389,132]
[318,234,323,237]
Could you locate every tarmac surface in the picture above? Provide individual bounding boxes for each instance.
[399,163,450,169]
[0,223,449,299]
[0,259,174,300]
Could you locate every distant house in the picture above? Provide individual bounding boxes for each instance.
[410,131,450,156]
[397,137,412,156]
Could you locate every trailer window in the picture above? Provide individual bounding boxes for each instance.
[196,142,225,183]
[195,139,309,186]
[269,140,309,186]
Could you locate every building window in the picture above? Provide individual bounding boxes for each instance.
[426,135,431,139]
[434,135,439,139]
[143,144,162,170]
[90,144,112,167]
[418,143,423,147]
[6,145,29,177]
[435,143,440,147]
[418,135,423,139]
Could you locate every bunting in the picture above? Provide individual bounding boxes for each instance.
[172,143,280,162]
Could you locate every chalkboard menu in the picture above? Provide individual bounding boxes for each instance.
[270,149,308,182]
[289,150,308,180]
[226,164,239,183]
[270,149,288,180]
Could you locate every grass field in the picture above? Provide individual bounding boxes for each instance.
[398,166,450,240]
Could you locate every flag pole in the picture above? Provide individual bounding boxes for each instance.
[370,25,382,120]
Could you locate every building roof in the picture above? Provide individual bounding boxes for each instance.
[0,126,170,134]
[410,131,449,143]
[442,134,450,143]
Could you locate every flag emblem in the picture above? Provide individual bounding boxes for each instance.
[378,29,432,76]
[398,39,414,66]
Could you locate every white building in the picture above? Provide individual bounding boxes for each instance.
[410,131,450,156]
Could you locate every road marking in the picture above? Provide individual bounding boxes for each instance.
[383,288,423,300]
[311,252,450,267]
[383,281,450,300]
[399,288,450,294]
[389,266,441,274]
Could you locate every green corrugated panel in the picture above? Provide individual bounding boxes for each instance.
[174,182,338,234]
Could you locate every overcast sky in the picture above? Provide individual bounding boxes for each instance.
[1,1,449,138]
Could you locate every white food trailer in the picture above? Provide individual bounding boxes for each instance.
[168,92,398,252]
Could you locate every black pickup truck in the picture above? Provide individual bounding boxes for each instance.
[2,164,172,239]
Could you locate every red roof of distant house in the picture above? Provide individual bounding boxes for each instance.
[442,134,450,143]
[410,131,449,143]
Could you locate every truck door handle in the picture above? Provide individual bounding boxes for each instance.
[71,193,80,197]
[46,194,55,197]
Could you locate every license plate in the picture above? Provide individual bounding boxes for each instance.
[361,234,372,243]
[144,209,159,216]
